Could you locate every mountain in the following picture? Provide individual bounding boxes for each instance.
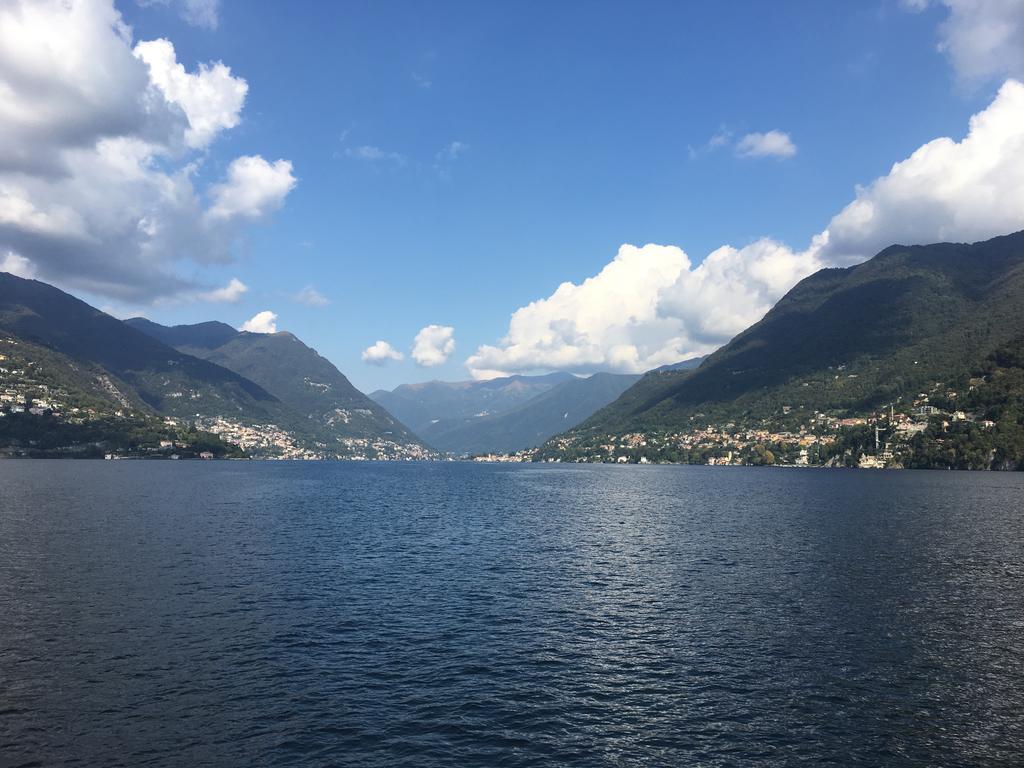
[125,318,422,448]
[420,372,641,455]
[650,356,706,373]
[0,273,282,421]
[369,372,574,435]
[0,272,428,458]
[125,317,239,354]
[370,362,703,456]
[556,231,1024,445]
[897,334,1024,470]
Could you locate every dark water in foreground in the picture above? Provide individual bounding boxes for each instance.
[1,462,1023,767]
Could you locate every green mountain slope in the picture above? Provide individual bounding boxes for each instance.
[126,319,423,448]
[650,356,706,373]
[901,335,1024,470]
[125,317,239,354]
[561,231,1024,442]
[0,274,427,458]
[421,372,641,455]
[0,331,241,459]
[0,273,284,422]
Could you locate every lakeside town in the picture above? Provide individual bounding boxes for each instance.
[193,415,436,461]
[1,338,434,460]
[2,331,1018,468]
[479,379,1003,469]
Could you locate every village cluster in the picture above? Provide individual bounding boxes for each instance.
[0,342,105,422]
[3,333,1003,466]
[505,380,998,468]
[194,415,435,461]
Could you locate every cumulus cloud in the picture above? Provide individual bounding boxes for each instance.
[1,251,36,279]
[240,310,277,334]
[819,78,1024,264]
[134,38,245,149]
[361,340,404,365]
[735,130,798,159]
[293,285,329,307]
[207,156,296,220]
[412,325,455,367]
[467,79,1024,378]
[0,0,296,303]
[908,0,1024,82]
[197,277,247,303]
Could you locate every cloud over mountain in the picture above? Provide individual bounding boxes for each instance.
[240,310,278,334]
[413,325,455,367]
[467,79,1024,379]
[362,340,404,365]
[0,0,295,303]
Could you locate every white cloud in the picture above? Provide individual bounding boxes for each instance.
[345,145,406,164]
[207,155,296,220]
[0,0,168,175]
[134,38,245,149]
[819,78,1024,264]
[412,325,455,367]
[361,340,404,365]
[0,0,296,303]
[468,79,1024,378]
[197,277,247,303]
[181,0,219,29]
[909,0,1024,82]
[240,310,277,334]
[466,245,697,377]
[688,128,733,159]
[735,130,798,159]
[1,250,36,279]
[138,0,220,30]
[293,285,329,307]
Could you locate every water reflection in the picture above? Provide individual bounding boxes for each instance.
[1,462,1023,766]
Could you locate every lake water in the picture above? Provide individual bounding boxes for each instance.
[1,462,1023,767]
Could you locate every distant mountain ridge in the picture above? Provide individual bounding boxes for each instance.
[371,356,714,455]
[371,370,653,454]
[650,356,706,373]
[126,318,239,354]
[419,371,642,454]
[369,373,575,436]
[557,230,1024,444]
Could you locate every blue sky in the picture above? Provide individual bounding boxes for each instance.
[3,0,1022,392]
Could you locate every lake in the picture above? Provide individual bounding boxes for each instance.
[2,462,1023,766]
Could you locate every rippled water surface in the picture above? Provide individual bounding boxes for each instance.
[2,462,1024,766]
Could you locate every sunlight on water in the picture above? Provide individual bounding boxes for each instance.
[2,462,1023,766]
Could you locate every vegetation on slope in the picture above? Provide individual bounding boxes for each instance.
[569,231,1024,439]
[127,319,423,447]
